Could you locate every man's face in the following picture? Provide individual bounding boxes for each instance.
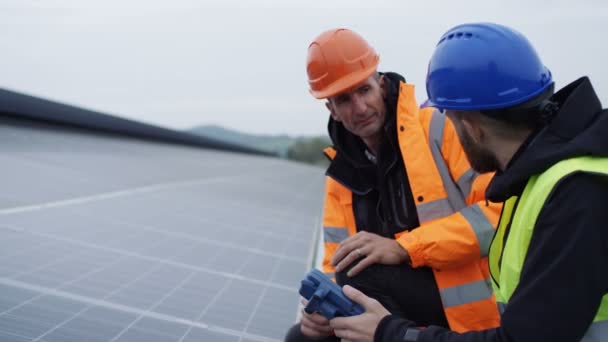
[326,75,387,141]
[445,110,501,173]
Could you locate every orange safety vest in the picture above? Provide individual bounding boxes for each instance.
[321,82,502,332]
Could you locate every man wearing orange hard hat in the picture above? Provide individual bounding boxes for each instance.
[284,28,501,341]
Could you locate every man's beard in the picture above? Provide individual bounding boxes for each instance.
[459,129,501,173]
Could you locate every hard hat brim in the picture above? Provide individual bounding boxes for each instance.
[309,64,378,99]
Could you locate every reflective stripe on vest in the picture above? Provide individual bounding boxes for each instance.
[423,111,467,220]
[324,226,349,243]
[440,279,494,308]
[497,298,608,342]
[461,204,495,257]
[457,168,478,198]
[423,111,494,257]
[489,196,519,289]
[408,110,496,310]
[582,319,608,342]
[416,198,454,222]
[489,156,608,340]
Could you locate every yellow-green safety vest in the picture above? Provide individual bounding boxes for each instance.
[489,156,608,341]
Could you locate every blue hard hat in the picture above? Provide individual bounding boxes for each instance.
[424,23,553,111]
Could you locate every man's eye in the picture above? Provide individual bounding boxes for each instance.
[336,97,348,104]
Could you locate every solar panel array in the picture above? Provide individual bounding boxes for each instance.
[0,117,325,342]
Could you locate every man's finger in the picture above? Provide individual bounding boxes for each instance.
[329,316,347,329]
[301,322,333,337]
[342,285,376,310]
[346,255,374,277]
[301,315,333,336]
[332,328,350,341]
[306,312,330,325]
[333,327,355,341]
[302,321,333,334]
[335,247,363,272]
[330,246,348,266]
[330,235,359,265]
[331,319,361,340]
[331,316,369,341]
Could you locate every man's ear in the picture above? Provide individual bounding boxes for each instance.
[326,101,340,121]
[379,74,387,99]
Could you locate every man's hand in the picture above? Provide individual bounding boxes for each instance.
[330,285,390,342]
[299,299,335,338]
[330,231,410,277]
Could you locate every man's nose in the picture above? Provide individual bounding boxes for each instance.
[351,94,367,114]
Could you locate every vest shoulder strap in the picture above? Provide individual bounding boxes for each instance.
[495,156,608,303]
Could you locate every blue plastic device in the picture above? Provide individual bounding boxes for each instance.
[299,269,364,319]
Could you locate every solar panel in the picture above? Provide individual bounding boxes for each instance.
[0,117,325,341]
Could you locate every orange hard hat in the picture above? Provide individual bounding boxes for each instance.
[306,28,380,99]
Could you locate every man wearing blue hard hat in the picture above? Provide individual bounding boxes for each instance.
[326,22,608,342]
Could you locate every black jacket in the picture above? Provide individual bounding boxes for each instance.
[375,77,608,342]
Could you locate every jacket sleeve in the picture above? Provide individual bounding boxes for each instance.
[321,177,352,280]
[378,173,608,342]
[397,113,501,269]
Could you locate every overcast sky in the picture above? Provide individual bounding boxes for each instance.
[2,0,607,135]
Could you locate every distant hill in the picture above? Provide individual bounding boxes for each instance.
[188,125,295,156]
[188,125,331,167]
